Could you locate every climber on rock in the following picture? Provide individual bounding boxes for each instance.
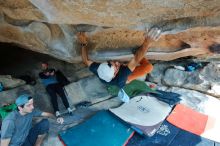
[78,28,161,102]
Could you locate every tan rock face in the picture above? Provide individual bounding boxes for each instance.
[2,0,220,27]
[0,0,220,62]
[89,29,145,51]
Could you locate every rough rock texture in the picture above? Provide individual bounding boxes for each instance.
[148,61,220,98]
[0,75,25,89]
[158,86,219,113]
[0,83,54,112]
[0,0,220,62]
[0,85,34,106]
[1,0,220,27]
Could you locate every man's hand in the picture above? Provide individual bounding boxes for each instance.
[57,117,64,124]
[78,32,93,67]
[49,70,55,76]
[44,71,50,76]
[41,112,64,124]
[77,32,88,45]
[1,138,11,146]
[145,27,161,41]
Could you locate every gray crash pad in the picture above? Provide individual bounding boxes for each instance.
[64,76,111,106]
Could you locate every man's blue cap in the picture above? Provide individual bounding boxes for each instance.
[15,94,31,106]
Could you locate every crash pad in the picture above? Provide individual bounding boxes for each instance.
[167,103,220,143]
[127,120,218,146]
[110,95,172,136]
[64,76,111,105]
[197,96,220,143]
[59,110,134,146]
[167,104,208,135]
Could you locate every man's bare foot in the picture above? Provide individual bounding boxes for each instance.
[77,32,88,45]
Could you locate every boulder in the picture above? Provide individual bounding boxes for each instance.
[0,75,25,90]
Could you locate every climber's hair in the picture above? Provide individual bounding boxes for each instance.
[107,61,112,67]
[41,61,49,66]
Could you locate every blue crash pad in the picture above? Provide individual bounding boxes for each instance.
[127,120,219,146]
[59,110,134,146]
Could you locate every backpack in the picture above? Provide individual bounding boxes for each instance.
[18,75,36,85]
[0,104,17,119]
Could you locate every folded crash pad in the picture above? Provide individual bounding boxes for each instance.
[167,104,208,135]
[127,120,218,146]
[167,104,220,143]
[110,95,172,136]
[59,110,134,146]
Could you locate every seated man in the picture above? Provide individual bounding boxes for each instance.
[1,94,64,146]
[39,62,73,117]
[78,28,160,101]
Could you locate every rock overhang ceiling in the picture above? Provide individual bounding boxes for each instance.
[0,0,220,63]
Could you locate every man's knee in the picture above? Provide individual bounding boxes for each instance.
[46,86,53,94]
[37,119,49,135]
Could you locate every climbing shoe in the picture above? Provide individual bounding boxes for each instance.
[55,111,61,117]
[67,107,75,115]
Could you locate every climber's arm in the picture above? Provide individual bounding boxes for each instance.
[78,32,93,67]
[127,38,151,71]
[81,45,93,67]
[128,27,161,71]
